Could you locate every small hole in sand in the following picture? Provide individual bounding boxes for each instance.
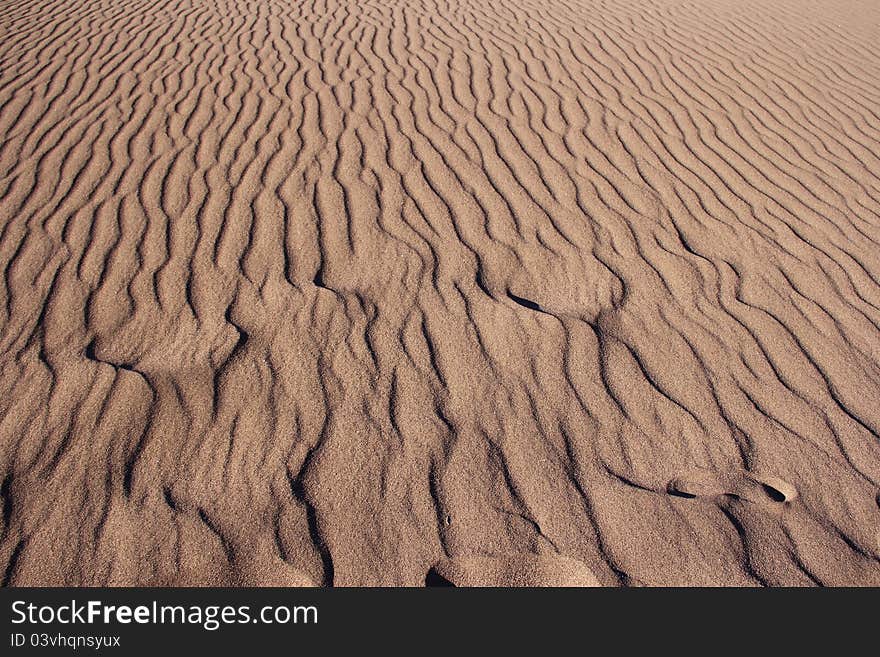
[425,568,455,587]
[761,483,787,502]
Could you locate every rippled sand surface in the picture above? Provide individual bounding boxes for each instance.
[1,0,880,585]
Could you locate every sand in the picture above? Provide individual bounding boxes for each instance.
[1,0,879,587]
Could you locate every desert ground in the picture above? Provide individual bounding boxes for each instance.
[1,0,879,586]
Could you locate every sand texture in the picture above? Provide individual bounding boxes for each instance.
[1,0,880,586]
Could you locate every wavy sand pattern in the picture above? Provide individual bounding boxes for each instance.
[1,0,880,586]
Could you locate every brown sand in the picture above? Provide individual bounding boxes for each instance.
[1,0,879,587]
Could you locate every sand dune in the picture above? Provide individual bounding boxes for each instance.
[1,0,879,586]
